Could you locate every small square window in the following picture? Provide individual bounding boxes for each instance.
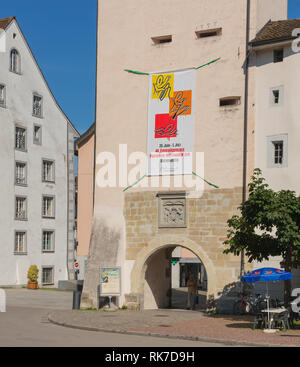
[274,49,284,63]
[42,160,55,182]
[15,161,27,186]
[152,35,172,44]
[267,134,288,168]
[270,86,283,107]
[42,231,55,252]
[15,196,27,220]
[0,84,6,107]
[15,126,26,151]
[33,95,43,117]
[219,96,241,107]
[33,125,42,145]
[42,196,55,218]
[42,266,54,285]
[273,90,279,104]
[15,232,26,254]
[195,28,222,39]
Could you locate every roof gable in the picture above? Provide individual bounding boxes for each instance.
[0,17,15,30]
[0,16,80,137]
[250,19,300,46]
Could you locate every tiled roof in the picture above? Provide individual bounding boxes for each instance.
[75,123,95,149]
[250,19,300,45]
[0,17,15,30]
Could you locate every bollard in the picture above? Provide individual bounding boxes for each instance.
[72,290,82,309]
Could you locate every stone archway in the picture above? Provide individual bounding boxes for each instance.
[128,235,217,310]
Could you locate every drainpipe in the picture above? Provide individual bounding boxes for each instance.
[241,0,251,278]
[92,0,99,211]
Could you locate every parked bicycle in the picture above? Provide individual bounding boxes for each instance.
[233,293,268,315]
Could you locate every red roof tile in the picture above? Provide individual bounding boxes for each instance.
[0,17,15,30]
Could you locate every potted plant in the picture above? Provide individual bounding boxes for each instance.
[27,265,39,289]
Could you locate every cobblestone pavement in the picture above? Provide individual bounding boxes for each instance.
[48,309,300,347]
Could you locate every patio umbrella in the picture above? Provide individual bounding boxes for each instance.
[242,267,292,333]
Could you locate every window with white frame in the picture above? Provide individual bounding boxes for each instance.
[15,162,27,185]
[10,49,21,73]
[42,231,54,252]
[270,86,283,106]
[15,126,26,151]
[33,125,42,145]
[267,134,288,168]
[0,84,5,107]
[42,196,55,218]
[273,141,283,165]
[14,232,26,254]
[42,160,55,182]
[33,95,43,117]
[42,266,54,285]
[15,196,27,220]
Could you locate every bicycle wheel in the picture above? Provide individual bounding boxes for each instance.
[233,301,246,315]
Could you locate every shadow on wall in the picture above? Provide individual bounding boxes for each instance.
[206,282,245,314]
[207,280,285,315]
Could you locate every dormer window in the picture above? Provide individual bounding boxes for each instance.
[10,48,20,73]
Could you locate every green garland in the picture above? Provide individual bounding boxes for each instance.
[123,172,219,191]
[124,57,221,75]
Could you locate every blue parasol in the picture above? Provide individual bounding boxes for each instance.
[241,267,292,333]
[242,267,292,283]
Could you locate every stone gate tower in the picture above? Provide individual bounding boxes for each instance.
[81,0,288,310]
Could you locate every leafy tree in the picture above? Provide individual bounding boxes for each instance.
[223,168,300,305]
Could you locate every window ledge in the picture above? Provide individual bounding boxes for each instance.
[32,114,43,119]
[9,70,22,75]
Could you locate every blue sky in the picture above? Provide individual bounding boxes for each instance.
[1,0,300,135]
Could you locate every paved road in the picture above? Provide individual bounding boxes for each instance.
[0,289,227,347]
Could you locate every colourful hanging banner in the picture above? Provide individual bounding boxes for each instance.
[147,68,195,176]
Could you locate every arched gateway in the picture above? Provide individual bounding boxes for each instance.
[123,189,244,311]
[129,236,217,309]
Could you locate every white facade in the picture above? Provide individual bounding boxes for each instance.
[253,43,300,194]
[251,27,300,296]
[0,18,79,286]
[81,0,288,309]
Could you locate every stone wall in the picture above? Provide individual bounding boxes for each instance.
[124,187,245,311]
